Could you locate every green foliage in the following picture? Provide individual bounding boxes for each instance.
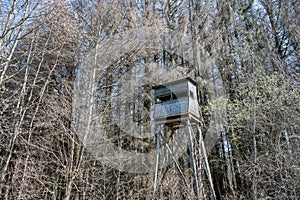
[228,68,299,139]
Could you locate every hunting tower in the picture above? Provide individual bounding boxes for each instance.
[152,77,216,200]
[153,77,200,124]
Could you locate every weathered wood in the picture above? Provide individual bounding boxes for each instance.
[152,77,217,199]
[153,77,200,123]
[154,98,189,118]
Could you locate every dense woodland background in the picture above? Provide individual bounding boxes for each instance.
[1,0,299,199]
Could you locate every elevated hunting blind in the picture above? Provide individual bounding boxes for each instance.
[152,77,216,200]
[153,77,200,124]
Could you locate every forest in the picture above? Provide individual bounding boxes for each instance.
[0,0,299,199]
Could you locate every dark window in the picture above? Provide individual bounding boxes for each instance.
[156,94,172,102]
[156,91,187,103]
[189,91,194,99]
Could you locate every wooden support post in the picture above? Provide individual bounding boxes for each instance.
[187,120,200,200]
[152,125,161,200]
[196,124,216,200]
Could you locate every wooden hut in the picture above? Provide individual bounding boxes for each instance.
[153,77,200,125]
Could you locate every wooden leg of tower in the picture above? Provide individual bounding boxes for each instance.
[152,125,161,200]
[187,120,200,200]
[196,124,216,200]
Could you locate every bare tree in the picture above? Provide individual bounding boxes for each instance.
[1,0,299,199]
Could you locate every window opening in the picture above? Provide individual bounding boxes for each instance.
[189,90,194,99]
